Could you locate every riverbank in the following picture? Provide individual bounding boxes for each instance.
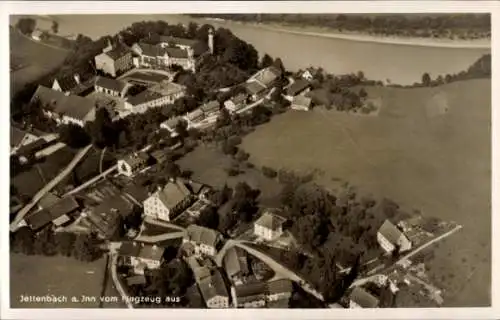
[205,18,491,49]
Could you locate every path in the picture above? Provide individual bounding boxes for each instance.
[216,239,324,301]
[62,164,118,197]
[142,216,186,232]
[134,230,186,243]
[235,98,265,115]
[10,144,93,232]
[109,253,134,309]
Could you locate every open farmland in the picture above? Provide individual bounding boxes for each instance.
[241,79,491,306]
[9,27,68,95]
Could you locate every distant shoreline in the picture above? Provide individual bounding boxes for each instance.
[204,18,491,50]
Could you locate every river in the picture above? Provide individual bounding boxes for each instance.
[12,14,490,85]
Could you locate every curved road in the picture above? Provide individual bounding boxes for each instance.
[109,253,134,309]
[135,230,186,243]
[216,239,324,301]
[10,144,93,232]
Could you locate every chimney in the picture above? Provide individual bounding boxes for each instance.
[208,28,214,55]
[73,73,81,84]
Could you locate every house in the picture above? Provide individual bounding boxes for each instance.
[131,42,195,72]
[159,35,200,53]
[84,199,124,240]
[95,76,128,98]
[10,127,40,155]
[52,74,81,95]
[254,211,286,241]
[117,152,150,177]
[377,219,412,254]
[198,269,230,308]
[224,93,248,114]
[186,256,211,282]
[349,287,380,308]
[124,81,185,114]
[31,30,44,41]
[245,80,267,101]
[200,100,221,118]
[232,282,267,308]
[160,116,182,137]
[185,198,212,217]
[290,95,312,111]
[23,196,79,231]
[94,42,133,77]
[223,247,249,285]
[118,241,165,274]
[31,85,96,127]
[143,179,193,221]
[183,108,205,128]
[286,78,311,98]
[183,224,222,257]
[248,66,282,88]
[266,279,293,303]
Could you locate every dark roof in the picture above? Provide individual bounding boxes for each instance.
[267,279,293,295]
[231,93,247,105]
[54,75,78,92]
[124,72,169,84]
[185,108,204,121]
[251,66,281,87]
[234,282,267,298]
[91,194,134,217]
[223,247,248,278]
[161,116,182,130]
[245,81,267,95]
[32,85,95,121]
[286,79,311,96]
[11,127,27,148]
[255,212,286,230]
[198,269,229,302]
[25,196,79,230]
[123,183,150,203]
[104,46,130,60]
[201,101,220,114]
[118,241,165,261]
[165,46,189,59]
[15,138,50,156]
[126,89,164,106]
[37,192,61,209]
[160,36,198,48]
[185,225,221,248]
[123,152,149,169]
[378,220,405,245]
[350,287,380,308]
[126,274,147,286]
[291,95,312,108]
[95,76,126,93]
[135,42,166,57]
[155,180,191,210]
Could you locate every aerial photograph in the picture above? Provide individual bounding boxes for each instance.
[8,10,491,311]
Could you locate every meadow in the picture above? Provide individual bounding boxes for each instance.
[241,79,491,306]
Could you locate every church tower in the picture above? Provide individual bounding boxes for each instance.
[208,28,214,55]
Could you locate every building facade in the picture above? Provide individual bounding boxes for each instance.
[94,44,133,78]
[143,180,193,221]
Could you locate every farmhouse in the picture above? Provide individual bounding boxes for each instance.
[31,85,96,127]
[124,81,185,114]
[377,219,412,255]
[52,74,80,95]
[223,247,249,285]
[184,108,205,128]
[198,269,230,308]
[118,241,165,275]
[143,180,193,221]
[290,95,312,111]
[232,282,267,308]
[160,116,182,137]
[286,78,311,98]
[23,196,79,231]
[254,211,286,241]
[224,93,248,114]
[117,152,150,177]
[200,100,221,118]
[131,42,195,72]
[159,35,199,52]
[84,197,127,240]
[183,224,222,257]
[245,80,267,101]
[10,127,40,155]
[185,198,212,217]
[94,76,128,98]
[349,287,380,308]
[248,66,282,88]
[94,42,133,77]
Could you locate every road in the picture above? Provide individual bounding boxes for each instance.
[109,253,134,309]
[62,164,118,197]
[134,230,186,243]
[235,98,265,115]
[215,239,324,301]
[142,216,187,232]
[10,144,93,232]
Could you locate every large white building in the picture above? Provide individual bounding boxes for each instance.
[124,81,185,114]
[183,225,222,257]
[143,180,193,221]
[94,41,133,77]
[253,211,286,241]
[131,42,196,72]
[377,220,412,255]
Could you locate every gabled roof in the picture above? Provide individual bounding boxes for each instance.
[245,80,267,95]
[286,79,311,96]
[104,46,130,60]
[230,93,247,105]
[185,108,204,121]
[201,101,220,114]
[165,46,189,59]
[185,224,221,248]
[91,194,134,217]
[223,247,248,278]
[31,85,95,121]
[250,66,281,87]
[234,282,267,298]
[54,75,78,92]
[292,95,312,109]
[118,241,165,261]
[160,35,199,48]
[378,220,405,245]
[198,269,229,302]
[134,42,166,57]
[122,152,149,170]
[156,180,192,210]
[267,279,293,295]
[349,287,380,308]
[161,116,182,130]
[255,212,286,231]
[126,90,164,107]
[25,196,79,230]
[95,76,127,93]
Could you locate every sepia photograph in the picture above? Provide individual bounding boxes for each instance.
[2,1,497,319]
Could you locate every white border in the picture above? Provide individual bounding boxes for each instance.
[1,1,498,319]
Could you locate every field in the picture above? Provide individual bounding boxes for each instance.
[10,253,123,308]
[9,27,68,95]
[241,79,491,306]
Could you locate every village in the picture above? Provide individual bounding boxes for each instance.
[9,17,468,309]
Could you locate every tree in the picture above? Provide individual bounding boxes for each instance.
[72,234,101,262]
[216,108,231,128]
[422,72,432,86]
[88,107,116,148]
[359,88,368,99]
[16,18,36,35]
[234,149,250,162]
[273,57,286,75]
[11,227,35,255]
[59,124,91,148]
[54,232,76,256]
[33,228,57,256]
[197,206,219,229]
[51,21,59,34]
[232,182,259,222]
[175,119,189,139]
[262,166,278,178]
[164,161,181,179]
[260,53,274,69]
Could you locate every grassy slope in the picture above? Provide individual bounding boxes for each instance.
[241,79,491,306]
[10,27,68,95]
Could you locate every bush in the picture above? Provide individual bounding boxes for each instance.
[234,150,250,162]
[226,167,240,176]
[262,166,278,178]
